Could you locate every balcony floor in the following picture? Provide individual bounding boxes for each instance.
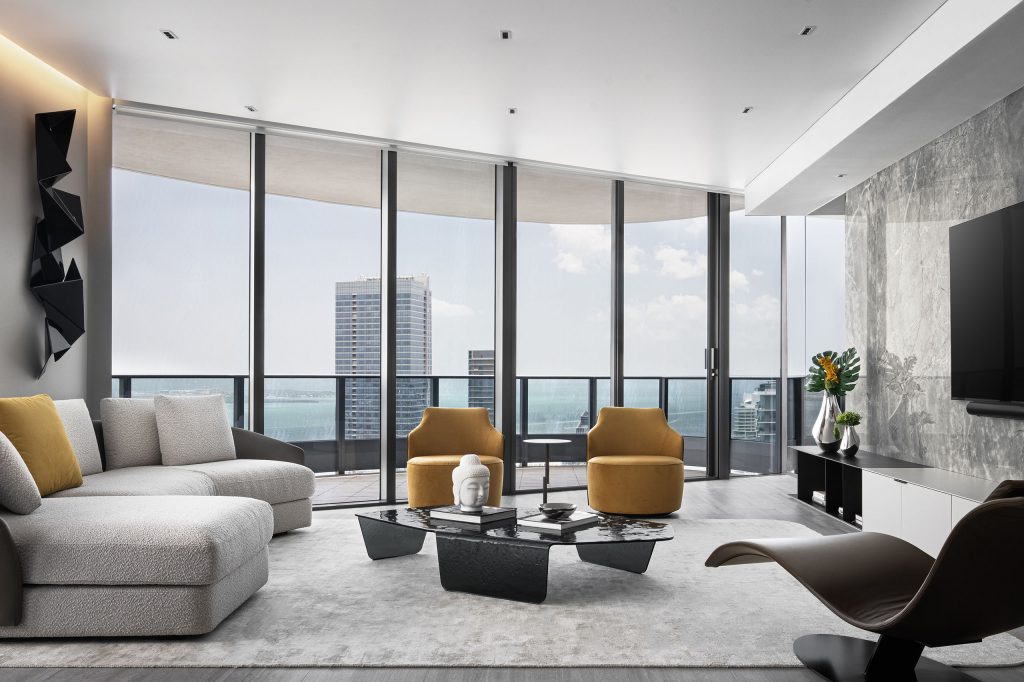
[312,463,712,506]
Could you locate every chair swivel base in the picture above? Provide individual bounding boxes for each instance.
[794,634,980,682]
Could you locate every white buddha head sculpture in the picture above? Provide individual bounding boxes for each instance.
[452,454,490,512]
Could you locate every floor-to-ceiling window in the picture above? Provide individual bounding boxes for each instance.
[112,115,251,425]
[786,214,846,469]
[624,182,709,477]
[111,109,808,504]
[264,134,382,504]
[516,167,611,491]
[729,197,782,474]
[396,153,495,500]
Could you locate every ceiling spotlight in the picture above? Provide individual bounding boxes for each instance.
[799,25,817,36]
[741,106,753,114]
[500,30,512,40]
[837,173,847,178]
[160,29,179,40]
[244,105,258,113]
[508,107,517,115]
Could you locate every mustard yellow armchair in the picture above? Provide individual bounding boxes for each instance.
[586,407,684,515]
[406,407,504,508]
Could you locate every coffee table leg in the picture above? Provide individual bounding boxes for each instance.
[436,535,550,603]
[577,541,657,574]
[358,515,427,560]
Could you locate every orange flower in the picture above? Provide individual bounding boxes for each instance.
[819,355,839,383]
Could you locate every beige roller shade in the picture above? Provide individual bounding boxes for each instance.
[114,113,730,223]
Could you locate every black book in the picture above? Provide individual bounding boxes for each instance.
[429,505,517,524]
[518,511,600,532]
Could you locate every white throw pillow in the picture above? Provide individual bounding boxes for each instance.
[0,431,42,514]
[154,394,236,466]
[100,398,162,469]
[54,399,103,475]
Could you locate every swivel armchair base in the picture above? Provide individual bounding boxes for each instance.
[794,634,978,682]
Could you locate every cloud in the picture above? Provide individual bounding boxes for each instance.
[730,270,749,289]
[752,268,764,277]
[553,251,586,273]
[547,224,646,274]
[624,244,645,274]
[733,294,780,321]
[655,246,706,279]
[625,294,707,340]
[549,224,615,274]
[432,298,473,317]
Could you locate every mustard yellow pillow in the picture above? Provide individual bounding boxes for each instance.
[0,394,82,496]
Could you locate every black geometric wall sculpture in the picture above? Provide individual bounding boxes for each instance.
[32,109,85,375]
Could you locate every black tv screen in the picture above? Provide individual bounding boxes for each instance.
[950,201,1024,403]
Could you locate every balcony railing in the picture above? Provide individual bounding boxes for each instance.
[112,374,812,485]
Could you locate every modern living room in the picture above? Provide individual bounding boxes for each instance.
[2,2,1024,681]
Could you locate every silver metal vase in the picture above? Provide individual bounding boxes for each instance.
[812,392,842,452]
[839,425,860,457]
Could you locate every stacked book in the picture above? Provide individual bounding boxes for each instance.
[428,505,517,525]
[518,511,600,533]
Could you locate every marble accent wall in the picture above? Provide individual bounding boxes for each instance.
[845,85,1024,482]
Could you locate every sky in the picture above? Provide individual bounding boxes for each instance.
[112,170,844,379]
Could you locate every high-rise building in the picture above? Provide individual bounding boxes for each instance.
[467,350,494,422]
[731,380,777,442]
[335,275,432,438]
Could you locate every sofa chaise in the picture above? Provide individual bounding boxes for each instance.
[0,396,315,637]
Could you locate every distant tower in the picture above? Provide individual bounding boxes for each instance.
[335,275,432,438]
[575,410,590,435]
[467,350,495,423]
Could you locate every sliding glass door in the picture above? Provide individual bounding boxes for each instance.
[624,183,710,478]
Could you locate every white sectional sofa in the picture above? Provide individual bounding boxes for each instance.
[0,397,315,637]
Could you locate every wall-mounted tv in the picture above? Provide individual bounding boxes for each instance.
[950,200,1024,405]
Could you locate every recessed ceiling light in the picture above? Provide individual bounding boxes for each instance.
[500,30,512,40]
[244,105,258,113]
[160,29,179,40]
[508,107,517,115]
[742,107,753,114]
[799,25,817,36]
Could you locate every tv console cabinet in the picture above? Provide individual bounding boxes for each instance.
[792,445,999,557]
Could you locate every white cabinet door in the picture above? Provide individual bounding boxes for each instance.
[951,496,978,528]
[901,484,952,557]
[862,471,902,537]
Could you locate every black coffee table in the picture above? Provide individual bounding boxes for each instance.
[356,508,674,603]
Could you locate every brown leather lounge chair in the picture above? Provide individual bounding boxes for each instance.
[705,480,1024,681]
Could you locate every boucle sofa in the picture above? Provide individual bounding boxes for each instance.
[0,398,315,637]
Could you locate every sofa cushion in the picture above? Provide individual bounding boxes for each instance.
[155,394,235,466]
[54,399,103,476]
[101,398,161,469]
[47,466,217,498]
[0,496,273,586]
[0,431,41,514]
[0,394,82,496]
[175,459,315,506]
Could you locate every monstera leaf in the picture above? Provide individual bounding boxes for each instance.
[805,347,860,397]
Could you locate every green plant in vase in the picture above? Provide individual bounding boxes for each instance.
[805,348,860,453]
[835,411,862,457]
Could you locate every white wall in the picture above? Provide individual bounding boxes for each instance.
[0,34,111,411]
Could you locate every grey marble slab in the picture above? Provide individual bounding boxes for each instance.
[845,83,1024,483]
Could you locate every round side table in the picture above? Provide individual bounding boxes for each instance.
[523,438,572,503]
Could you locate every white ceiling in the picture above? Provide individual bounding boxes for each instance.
[0,0,951,202]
